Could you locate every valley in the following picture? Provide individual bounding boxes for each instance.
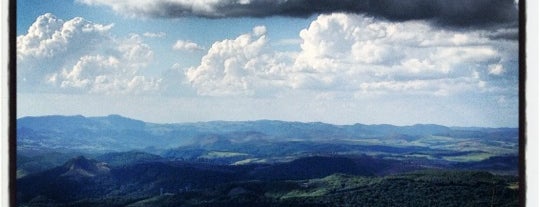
[16,115,520,206]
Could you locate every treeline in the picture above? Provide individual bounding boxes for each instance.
[51,170,518,207]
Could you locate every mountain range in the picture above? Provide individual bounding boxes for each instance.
[16,115,520,206]
[17,114,517,153]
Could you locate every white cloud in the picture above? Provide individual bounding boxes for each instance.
[143,32,166,38]
[17,13,113,59]
[252,25,267,36]
[56,55,120,89]
[172,40,204,51]
[488,63,505,75]
[50,53,160,94]
[400,59,436,74]
[291,13,513,95]
[118,34,155,68]
[183,13,516,98]
[295,13,499,73]
[17,13,160,94]
[186,25,295,96]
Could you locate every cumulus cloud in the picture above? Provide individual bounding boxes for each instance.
[118,34,155,68]
[77,0,518,28]
[184,13,517,97]
[172,40,204,51]
[17,13,113,59]
[49,55,158,93]
[17,13,160,94]
[294,13,508,87]
[186,26,293,96]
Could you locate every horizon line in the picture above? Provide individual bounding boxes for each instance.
[16,113,519,129]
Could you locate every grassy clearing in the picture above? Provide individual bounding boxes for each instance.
[199,151,248,159]
[443,152,493,162]
[232,158,269,165]
[507,182,519,190]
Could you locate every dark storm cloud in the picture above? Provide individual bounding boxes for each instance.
[143,0,518,28]
[287,0,515,27]
[484,28,519,40]
[360,0,518,28]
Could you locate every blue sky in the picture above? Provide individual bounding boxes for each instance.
[16,0,520,127]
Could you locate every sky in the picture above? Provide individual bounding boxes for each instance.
[16,0,520,127]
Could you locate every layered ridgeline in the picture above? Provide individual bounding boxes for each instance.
[16,115,520,206]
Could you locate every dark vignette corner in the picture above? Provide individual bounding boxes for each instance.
[8,0,17,206]
[518,0,526,206]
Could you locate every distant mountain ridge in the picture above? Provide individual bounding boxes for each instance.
[17,114,518,154]
[18,114,146,131]
[18,114,515,132]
